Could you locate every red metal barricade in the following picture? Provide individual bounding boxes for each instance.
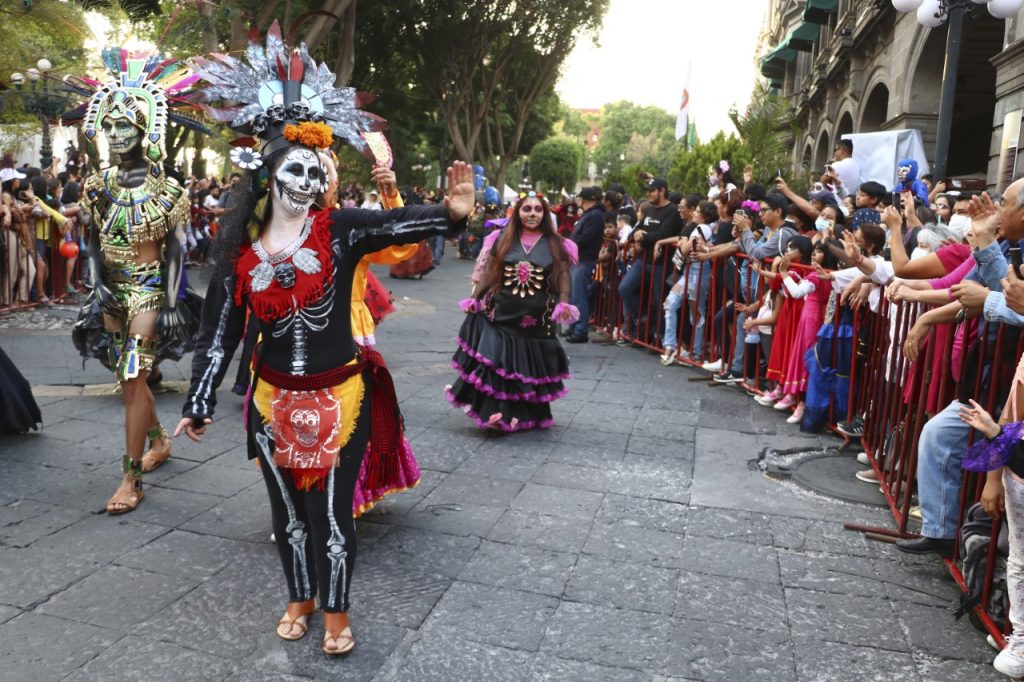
[586,233,1018,648]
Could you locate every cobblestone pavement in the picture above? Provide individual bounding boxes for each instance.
[0,257,1006,681]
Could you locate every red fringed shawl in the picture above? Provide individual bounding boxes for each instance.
[235,210,334,322]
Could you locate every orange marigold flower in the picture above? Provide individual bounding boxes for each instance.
[283,121,334,149]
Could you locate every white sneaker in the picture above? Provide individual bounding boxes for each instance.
[857,452,869,465]
[702,359,723,372]
[659,350,677,366]
[994,645,1024,678]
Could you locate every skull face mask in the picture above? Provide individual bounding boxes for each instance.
[897,165,911,182]
[273,147,325,216]
[102,119,143,156]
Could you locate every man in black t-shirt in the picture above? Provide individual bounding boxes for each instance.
[617,177,684,341]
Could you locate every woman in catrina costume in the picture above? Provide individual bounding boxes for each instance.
[175,23,471,656]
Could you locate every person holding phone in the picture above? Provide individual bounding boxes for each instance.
[823,139,861,199]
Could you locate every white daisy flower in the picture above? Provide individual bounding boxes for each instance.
[230,147,262,170]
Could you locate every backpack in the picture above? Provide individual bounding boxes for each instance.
[954,502,1009,633]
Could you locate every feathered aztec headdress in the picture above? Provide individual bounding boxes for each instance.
[190,21,385,170]
[62,48,206,177]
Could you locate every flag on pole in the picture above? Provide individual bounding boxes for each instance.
[687,121,697,149]
[675,61,692,141]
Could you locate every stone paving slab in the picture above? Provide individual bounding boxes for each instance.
[0,258,1007,680]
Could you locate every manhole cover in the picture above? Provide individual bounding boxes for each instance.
[787,453,888,507]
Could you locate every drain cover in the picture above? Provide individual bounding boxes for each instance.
[787,453,887,506]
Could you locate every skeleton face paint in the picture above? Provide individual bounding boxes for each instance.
[102,119,143,155]
[273,147,325,216]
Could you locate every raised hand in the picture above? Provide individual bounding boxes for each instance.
[959,398,1001,439]
[370,164,398,197]
[967,191,1000,246]
[444,161,475,222]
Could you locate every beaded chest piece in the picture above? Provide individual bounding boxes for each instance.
[83,169,189,263]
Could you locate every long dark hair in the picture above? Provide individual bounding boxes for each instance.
[481,195,570,298]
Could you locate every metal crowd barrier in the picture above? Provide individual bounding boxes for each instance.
[0,224,85,314]
[586,236,1015,646]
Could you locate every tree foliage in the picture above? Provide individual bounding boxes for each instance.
[729,82,803,187]
[668,131,751,196]
[592,101,680,178]
[0,2,88,83]
[402,0,608,191]
[529,136,583,193]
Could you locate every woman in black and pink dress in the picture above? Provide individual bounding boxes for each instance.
[446,193,579,432]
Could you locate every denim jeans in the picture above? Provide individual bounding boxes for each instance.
[618,262,644,332]
[687,267,711,360]
[569,260,596,337]
[916,399,970,539]
[662,288,684,349]
[730,312,747,374]
[430,234,445,265]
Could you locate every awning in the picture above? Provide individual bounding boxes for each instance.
[759,43,796,79]
[803,0,838,24]
[759,22,821,78]
[786,22,821,52]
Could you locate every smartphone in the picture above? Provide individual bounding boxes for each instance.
[817,218,834,232]
[776,169,783,180]
[734,209,747,219]
[891,191,902,209]
[1011,246,1023,272]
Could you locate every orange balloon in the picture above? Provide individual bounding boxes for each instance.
[59,241,79,258]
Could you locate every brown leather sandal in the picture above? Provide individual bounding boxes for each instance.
[106,456,144,515]
[141,425,172,473]
[323,626,356,656]
[276,612,312,641]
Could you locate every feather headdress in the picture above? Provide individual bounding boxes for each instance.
[190,21,384,166]
[62,47,205,177]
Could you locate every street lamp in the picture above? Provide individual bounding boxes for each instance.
[2,56,74,169]
[890,0,1024,178]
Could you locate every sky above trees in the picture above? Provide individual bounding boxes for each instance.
[556,0,765,137]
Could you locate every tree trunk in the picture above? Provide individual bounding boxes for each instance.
[255,0,282,30]
[192,133,207,179]
[198,0,219,53]
[166,125,190,168]
[303,0,351,54]
[227,0,249,53]
[333,0,356,86]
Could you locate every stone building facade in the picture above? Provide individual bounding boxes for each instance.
[759,0,1024,190]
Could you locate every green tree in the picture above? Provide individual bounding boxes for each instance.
[729,82,804,187]
[592,101,680,178]
[404,0,609,191]
[529,136,583,193]
[668,131,751,195]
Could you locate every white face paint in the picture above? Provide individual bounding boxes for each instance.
[273,147,325,216]
[102,119,143,155]
[897,165,911,182]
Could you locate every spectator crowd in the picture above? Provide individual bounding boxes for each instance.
[551,139,1024,678]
